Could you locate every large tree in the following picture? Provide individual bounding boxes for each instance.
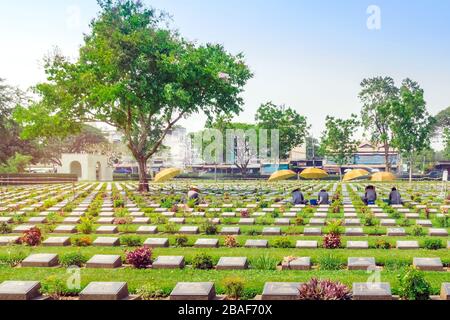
[359,77,399,172]
[390,79,436,182]
[0,78,37,164]
[443,128,450,160]
[255,102,309,160]
[319,114,360,180]
[15,0,252,191]
[28,124,111,166]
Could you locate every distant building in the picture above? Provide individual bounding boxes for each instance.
[324,142,401,173]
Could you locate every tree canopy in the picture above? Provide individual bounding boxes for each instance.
[14,0,252,191]
[255,102,309,160]
[319,114,360,179]
[359,76,399,172]
[390,79,436,181]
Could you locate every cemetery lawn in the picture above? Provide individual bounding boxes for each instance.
[1,246,449,299]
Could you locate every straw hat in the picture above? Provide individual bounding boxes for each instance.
[190,186,200,192]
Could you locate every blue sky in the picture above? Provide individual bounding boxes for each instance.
[1,0,449,142]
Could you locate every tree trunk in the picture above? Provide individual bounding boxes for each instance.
[338,166,342,181]
[384,142,391,172]
[137,157,149,193]
[409,156,413,184]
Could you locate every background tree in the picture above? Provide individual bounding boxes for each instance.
[31,124,111,166]
[14,0,252,191]
[319,114,360,180]
[0,78,38,164]
[359,76,399,172]
[390,79,436,182]
[197,119,258,176]
[433,106,450,136]
[0,153,33,174]
[443,128,450,160]
[255,102,309,160]
[305,135,321,163]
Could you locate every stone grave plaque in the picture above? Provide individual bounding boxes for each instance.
[296,240,318,249]
[143,238,169,248]
[86,255,122,268]
[348,257,375,270]
[179,226,199,235]
[22,253,59,267]
[170,282,216,301]
[262,227,281,236]
[346,241,369,249]
[428,228,448,237]
[244,240,268,248]
[345,228,364,236]
[387,228,406,236]
[43,237,71,247]
[153,256,185,269]
[93,237,120,247]
[79,282,130,300]
[54,225,77,234]
[396,241,419,250]
[352,283,392,300]
[440,283,450,300]
[0,281,42,300]
[216,257,248,270]
[220,227,240,235]
[136,226,158,235]
[194,238,219,248]
[261,282,301,300]
[303,228,322,236]
[96,226,119,234]
[282,257,311,270]
[413,257,443,271]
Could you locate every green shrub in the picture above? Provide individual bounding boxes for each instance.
[191,253,214,270]
[59,251,88,267]
[374,239,392,249]
[0,222,12,234]
[77,218,94,234]
[273,238,292,248]
[410,225,424,237]
[164,223,177,234]
[245,229,259,236]
[136,284,167,300]
[175,235,188,247]
[397,267,431,300]
[202,221,217,235]
[223,277,245,300]
[251,254,277,270]
[434,216,449,228]
[423,238,443,250]
[121,235,143,247]
[74,237,92,247]
[41,275,77,299]
[318,254,344,270]
[0,249,27,267]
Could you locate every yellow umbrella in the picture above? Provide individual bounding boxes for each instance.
[343,169,370,182]
[371,172,396,182]
[268,170,297,182]
[154,168,182,183]
[300,168,328,180]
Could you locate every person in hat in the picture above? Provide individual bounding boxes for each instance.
[188,186,200,205]
[388,187,402,205]
[292,188,307,205]
[318,189,330,205]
